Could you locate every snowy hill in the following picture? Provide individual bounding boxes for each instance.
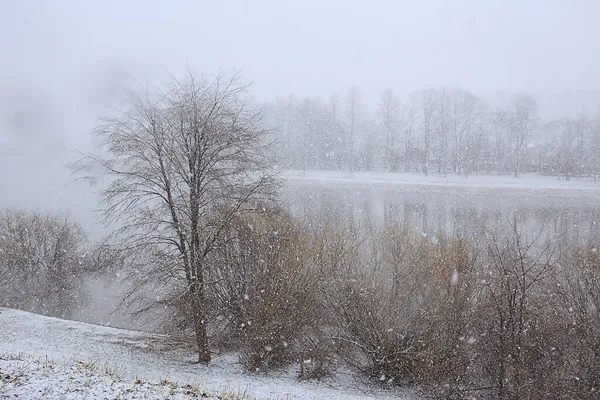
[0,308,413,399]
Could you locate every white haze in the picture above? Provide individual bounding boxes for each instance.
[2,0,600,234]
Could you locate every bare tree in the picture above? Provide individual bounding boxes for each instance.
[449,88,479,175]
[328,93,345,170]
[75,70,278,363]
[491,108,511,174]
[420,89,436,176]
[404,92,417,173]
[378,89,401,171]
[470,104,490,175]
[346,86,362,172]
[558,118,579,180]
[436,88,450,175]
[508,94,537,177]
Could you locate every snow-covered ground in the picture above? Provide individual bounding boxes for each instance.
[0,355,219,399]
[0,308,414,400]
[284,170,600,192]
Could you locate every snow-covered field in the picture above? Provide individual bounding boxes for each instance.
[284,170,600,192]
[0,355,218,399]
[0,308,414,400]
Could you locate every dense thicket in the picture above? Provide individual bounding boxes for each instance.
[213,215,599,399]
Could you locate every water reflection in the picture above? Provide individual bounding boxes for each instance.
[283,181,600,251]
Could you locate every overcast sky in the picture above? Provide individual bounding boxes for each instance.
[3,1,600,99]
[1,0,600,232]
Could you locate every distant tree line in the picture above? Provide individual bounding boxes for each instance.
[265,88,600,179]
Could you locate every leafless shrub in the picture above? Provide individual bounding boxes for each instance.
[295,220,364,380]
[0,209,89,318]
[296,331,336,381]
[206,211,329,371]
[329,225,479,393]
[474,228,560,399]
[552,245,600,399]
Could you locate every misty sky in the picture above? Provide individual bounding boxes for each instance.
[1,0,600,234]
[4,1,600,99]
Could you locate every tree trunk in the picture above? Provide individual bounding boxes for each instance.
[191,282,211,363]
[194,319,211,363]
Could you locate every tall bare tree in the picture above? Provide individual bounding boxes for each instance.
[508,94,537,177]
[328,93,345,170]
[420,89,436,176]
[404,92,417,173]
[346,86,361,172]
[449,88,479,175]
[75,70,278,363]
[378,88,401,171]
[436,88,450,175]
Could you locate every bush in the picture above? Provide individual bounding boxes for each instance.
[206,211,330,371]
[472,230,561,399]
[553,246,600,399]
[0,209,116,319]
[0,209,88,317]
[329,225,479,394]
